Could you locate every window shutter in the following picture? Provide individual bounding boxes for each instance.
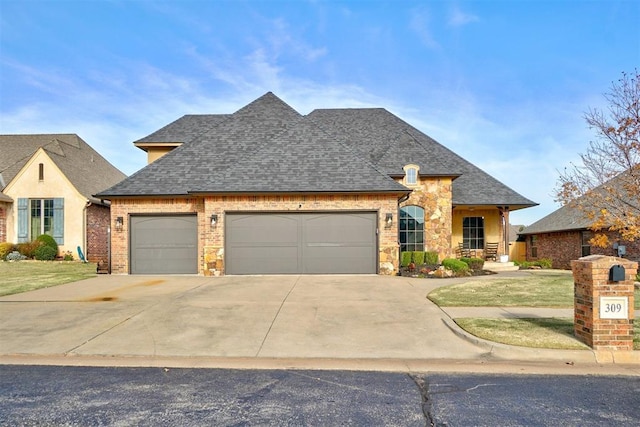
[53,198,64,245]
[17,198,28,243]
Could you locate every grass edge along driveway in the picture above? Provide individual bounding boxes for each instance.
[428,270,640,350]
[0,261,97,297]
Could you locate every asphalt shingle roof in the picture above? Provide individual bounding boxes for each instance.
[0,134,126,204]
[98,93,406,196]
[308,108,537,208]
[97,92,537,208]
[135,114,230,144]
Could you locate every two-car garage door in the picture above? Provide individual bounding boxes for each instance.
[226,212,377,275]
[129,212,377,275]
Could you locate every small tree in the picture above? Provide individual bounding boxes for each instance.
[556,70,640,246]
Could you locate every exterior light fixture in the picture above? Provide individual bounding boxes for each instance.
[385,213,393,227]
[210,214,218,227]
[115,216,124,232]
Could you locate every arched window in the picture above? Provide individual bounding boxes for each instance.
[403,164,419,185]
[399,205,425,252]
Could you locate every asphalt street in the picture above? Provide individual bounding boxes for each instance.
[2,365,640,426]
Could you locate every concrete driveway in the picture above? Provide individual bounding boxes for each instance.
[0,275,488,361]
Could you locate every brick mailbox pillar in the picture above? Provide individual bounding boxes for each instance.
[571,255,637,351]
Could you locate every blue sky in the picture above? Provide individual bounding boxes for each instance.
[1,0,638,225]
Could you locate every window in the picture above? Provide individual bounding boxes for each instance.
[38,163,44,181]
[530,235,538,258]
[463,217,485,249]
[403,164,419,185]
[399,205,424,252]
[406,168,417,185]
[30,199,54,238]
[581,231,591,257]
[17,198,64,244]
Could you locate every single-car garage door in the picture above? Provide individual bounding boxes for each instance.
[226,212,377,275]
[130,215,198,274]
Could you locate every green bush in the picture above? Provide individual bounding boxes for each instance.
[460,257,484,271]
[442,258,470,273]
[537,258,553,269]
[401,252,413,267]
[412,251,425,265]
[425,251,439,265]
[17,241,42,259]
[0,242,16,260]
[36,234,58,254]
[34,245,57,261]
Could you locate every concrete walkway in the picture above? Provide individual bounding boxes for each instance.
[1,273,639,375]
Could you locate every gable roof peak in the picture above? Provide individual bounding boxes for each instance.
[232,92,302,120]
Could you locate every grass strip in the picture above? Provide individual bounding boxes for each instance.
[455,317,640,350]
[0,261,96,296]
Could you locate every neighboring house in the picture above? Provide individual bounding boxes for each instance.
[97,92,536,275]
[0,134,127,265]
[519,195,639,270]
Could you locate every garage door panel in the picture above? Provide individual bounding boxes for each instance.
[130,215,197,274]
[229,247,300,274]
[303,246,374,274]
[228,214,298,244]
[226,212,376,275]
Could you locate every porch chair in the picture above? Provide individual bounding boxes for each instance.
[484,242,499,261]
[457,242,472,258]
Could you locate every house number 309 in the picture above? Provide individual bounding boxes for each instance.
[603,303,623,313]
[599,297,628,319]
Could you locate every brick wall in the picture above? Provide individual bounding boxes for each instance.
[86,203,111,266]
[110,194,399,275]
[528,230,640,270]
[572,255,637,351]
[0,204,7,243]
[110,198,205,274]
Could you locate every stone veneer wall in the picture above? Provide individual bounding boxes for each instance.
[110,194,399,276]
[400,177,453,261]
[529,230,640,270]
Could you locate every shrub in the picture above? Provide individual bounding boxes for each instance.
[537,258,553,269]
[36,234,58,254]
[412,251,425,265]
[442,258,470,274]
[401,252,413,267]
[17,241,42,259]
[63,251,74,261]
[34,245,57,261]
[461,257,484,271]
[6,251,27,261]
[0,242,16,260]
[425,251,439,265]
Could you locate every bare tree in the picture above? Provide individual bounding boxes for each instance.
[556,70,640,246]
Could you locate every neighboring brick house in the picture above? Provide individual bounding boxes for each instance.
[519,193,639,270]
[97,92,536,275]
[0,134,126,266]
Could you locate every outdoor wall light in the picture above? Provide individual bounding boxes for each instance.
[210,214,218,227]
[115,216,123,232]
[385,213,393,227]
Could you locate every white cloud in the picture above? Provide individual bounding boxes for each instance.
[409,7,440,49]
[448,5,479,27]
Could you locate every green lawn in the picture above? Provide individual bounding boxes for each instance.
[428,270,640,309]
[0,261,97,296]
[428,270,640,350]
